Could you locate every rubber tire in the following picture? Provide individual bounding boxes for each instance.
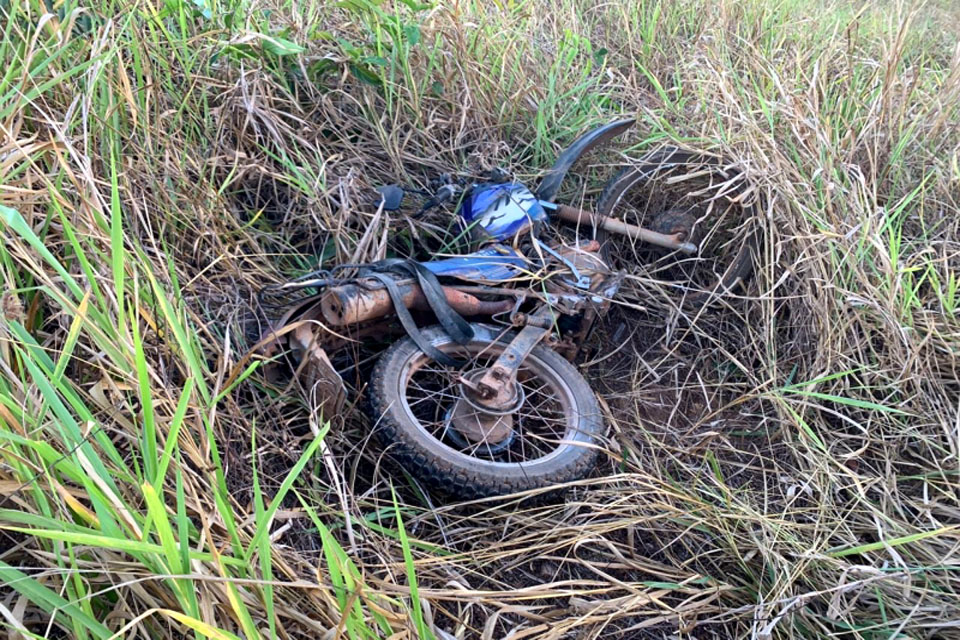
[368,324,604,499]
[594,147,757,307]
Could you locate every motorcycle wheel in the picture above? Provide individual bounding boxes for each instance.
[368,324,603,499]
[595,146,758,307]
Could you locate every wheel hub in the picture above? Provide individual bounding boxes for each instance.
[650,208,701,244]
[448,369,524,445]
[443,407,516,454]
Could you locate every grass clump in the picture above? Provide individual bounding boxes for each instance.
[1,0,959,638]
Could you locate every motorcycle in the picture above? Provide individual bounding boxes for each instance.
[260,118,757,499]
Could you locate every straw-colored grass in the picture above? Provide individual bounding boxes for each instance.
[1,0,959,637]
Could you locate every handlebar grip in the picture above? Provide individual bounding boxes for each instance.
[415,184,457,217]
[434,184,456,204]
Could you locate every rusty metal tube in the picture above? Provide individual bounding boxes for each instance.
[321,280,513,326]
[555,204,698,254]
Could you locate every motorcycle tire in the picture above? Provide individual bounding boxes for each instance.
[368,324,604,499]
[594,146,758,308]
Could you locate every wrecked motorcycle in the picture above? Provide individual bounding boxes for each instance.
[261,118,756,498]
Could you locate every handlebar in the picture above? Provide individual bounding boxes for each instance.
[416,182,459,217]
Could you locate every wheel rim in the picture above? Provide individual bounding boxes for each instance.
[398,339,581,465]
[602,152,755,300]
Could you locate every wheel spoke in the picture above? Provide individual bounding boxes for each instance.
[403,346,573,463]
[515,413,551,458]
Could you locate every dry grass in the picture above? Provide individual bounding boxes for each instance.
[1,0,959,638]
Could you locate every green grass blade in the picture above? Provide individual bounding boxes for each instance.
[243,423,329,563]
[828,526,959,558]
[391,485,434,640]
[0,561,112,640]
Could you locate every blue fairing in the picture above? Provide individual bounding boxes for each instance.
[419,245,527,282]
[459,183,548,241]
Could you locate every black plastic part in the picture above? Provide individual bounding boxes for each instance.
[535,118,636,202]
[486,167,511,183]
[377,184,405,211]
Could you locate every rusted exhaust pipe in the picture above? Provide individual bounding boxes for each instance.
[321,280,513,326]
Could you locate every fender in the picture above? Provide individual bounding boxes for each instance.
[535,118,636,202]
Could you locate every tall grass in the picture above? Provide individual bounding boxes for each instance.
[1,0,958,637]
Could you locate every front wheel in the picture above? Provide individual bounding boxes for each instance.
[368,325,604,499]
